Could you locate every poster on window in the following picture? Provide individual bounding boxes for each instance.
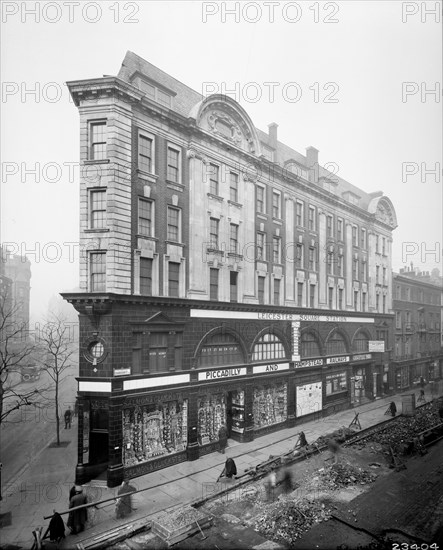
[296,382,322,417]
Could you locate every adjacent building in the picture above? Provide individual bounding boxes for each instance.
[64,52,398,486]
[392,267,443,391]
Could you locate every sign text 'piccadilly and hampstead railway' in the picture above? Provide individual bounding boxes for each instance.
[190,310,375,323]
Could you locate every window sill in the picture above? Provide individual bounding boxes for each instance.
[228,200,243,208]
[166,180,184,191]
[166,240,184,247]
[206,248,224,255]
[84,228,109,233]
[272,218,283,226]
[227,252,243,260]
[137,169,158,182]
[207,193,224,202]
[256,213,268,220]
[84,159,110,165]
[137,234,158,241]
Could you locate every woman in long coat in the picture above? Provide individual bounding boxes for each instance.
[67,488,87,534]
[115,480,136,519]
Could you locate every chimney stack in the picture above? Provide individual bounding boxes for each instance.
[306,146,319,183]
[268,123,278,148]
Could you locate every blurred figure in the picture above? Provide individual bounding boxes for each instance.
[281,469,293,493]
[225,457,237,478]
[389,401,397,417]
[265,467,277,501]
[67,487,87,534]
[327,438,341,464]
[115,480,136,519]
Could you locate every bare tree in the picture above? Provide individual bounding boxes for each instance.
[38,313,74,446]
[0,279,45,424]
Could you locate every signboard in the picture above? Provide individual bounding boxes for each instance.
[253,362,290,374]
[291,321,300,361]
[198,367,247,381]
[190,309,374,323]
[295,358,324,368]
[296,382,322,417]
[326,356,350,365]
[114,368,131,376]
[352,354,372,362]
[369,341,385,353]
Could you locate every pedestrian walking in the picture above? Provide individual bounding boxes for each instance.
[42,510,65,543]
[64,407,72,429]
[281,468,293,493]
[67,487,87,535]
[218,425,228,454]
[327,438,341,464]
[225,457,237,478]
[265,467,277,501]
[115,480,137,519]
[389,401,397,417]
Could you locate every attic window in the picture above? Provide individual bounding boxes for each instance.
[262,144,274,162]
[342,191,360,205]
[135,77,172,108]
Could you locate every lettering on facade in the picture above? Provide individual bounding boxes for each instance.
[252,362,290,374]
[125,451,187,477]
[352,354,372,362]
[198,367,247,381]
[295,359,324,368]
[190,309,374,324]
[123,392,184,406]
[326,356,350,364]
[257,312,295,321]
[291,321,300,361]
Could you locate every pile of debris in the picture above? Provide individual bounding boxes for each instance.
[253,496,331,544]
[315,426,356,447]
[320,463,377,488]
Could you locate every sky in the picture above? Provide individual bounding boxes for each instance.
[1,0,442,321]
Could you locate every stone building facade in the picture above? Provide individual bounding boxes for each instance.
[65,51,397,486]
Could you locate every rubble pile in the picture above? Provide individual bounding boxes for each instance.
[315,426,356,447]
[364,403,441,452]
[253,497,332,544]
[319,463,377,488]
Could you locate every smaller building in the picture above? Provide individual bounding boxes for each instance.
[392,267,443,391]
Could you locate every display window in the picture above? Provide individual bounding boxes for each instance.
[396,366,409,389]
[197,392,227,445]
[122,399,188,466]
[253,382,287,429]
[326,372,347,396]
[230,390,245,433]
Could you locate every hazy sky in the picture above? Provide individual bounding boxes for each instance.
[1,0,442,320]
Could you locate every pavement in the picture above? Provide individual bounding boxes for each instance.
[1,384,442,550]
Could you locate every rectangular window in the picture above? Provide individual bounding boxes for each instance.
[138,198,153,237]
[149,333,168,373]
[210,218,219,249]
[382,237,386,255]
[258,276,265,304]
[297,282,304,306]
[308,206,316,231]
[256,186,265,213]
[375,235,380,253]
[326,373,347,396]
[140,258,152,295]
[338,288,343,310]
[230,223,239,254]
[382,267,386,285]
[168,262,180,297]
[209,268,219,301]
[296,243,304,268]
[90,189,106,229]
[229,172,239,202]
[327,215,333,237]
[310,284,315,308]
[354,290,358,311]
[395,311,401,329]
[90,120,106,160]
[139,133,153,173]
[167,146,180,183]
[209,163,219,195]
[274,279,281,305]
[167,207,180,242]
[308,247,316,270]
[296,201,304,226]
[327,252,334,275]
[328,287,333,309]
[383,295,386,313]
[361,228,366,249]
[362,292,366,312]
[256,232,266,260]
[230,271,238,302]
[376,266,380,284]
[90,252,105,292]
[157,89,171,108]
[361,260,367,282]
[337,218,343,241]
[272,237,281,264]
[338,254,343,277]
[272,192,281,218]
[352,226,358,246]
[132,332,142,374]
[376,294,380,311]
[353,259,359,280]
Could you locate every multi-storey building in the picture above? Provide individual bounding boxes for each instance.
[64,52,397,486]
[0,246,31,334]
[392,267,443,391]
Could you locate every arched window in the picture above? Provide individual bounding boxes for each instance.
[326,331,347,355]
[198,332,244,368]
[252,333,286,362]
[353,331,369,352]
[301,332,321,358]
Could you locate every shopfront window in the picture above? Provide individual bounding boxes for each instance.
[197,392,226,445]
[122,399,188,466]
[326,372,347,396]
[253,383,287,429]
[252,333,286,362]
[301,332,321,358]
[396,367,409,389]
[326,332,347,356]
[198,332,244,368]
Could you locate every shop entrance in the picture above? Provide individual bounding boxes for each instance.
[227,390,245,440]
[353,364,373,401]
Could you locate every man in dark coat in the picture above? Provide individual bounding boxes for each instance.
[67,487,87,534]
[64,407,72,429]
[43,511,65,543]
[115,480,136,519]
[225,457,237,478]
